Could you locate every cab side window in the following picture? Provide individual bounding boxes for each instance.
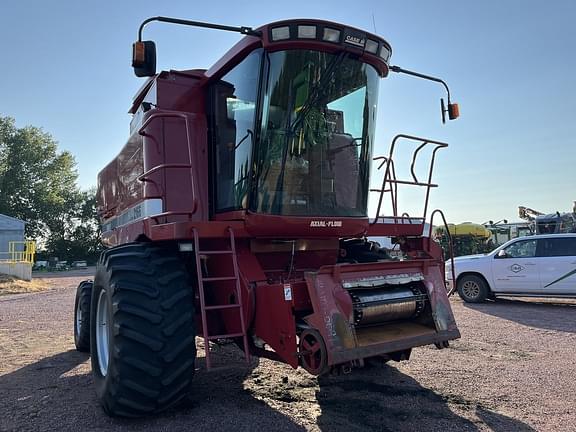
[211,49,263,212]
[502,239,537,258]
[538,238,576,257]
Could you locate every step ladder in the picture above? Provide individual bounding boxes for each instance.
[192,227,250,370]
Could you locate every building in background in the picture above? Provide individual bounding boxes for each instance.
[0,214,33,280]
[0,214,25,258]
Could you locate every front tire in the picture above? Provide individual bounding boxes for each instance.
[90,243,196,417]
[74,280,93,352]
[457,274,489,303]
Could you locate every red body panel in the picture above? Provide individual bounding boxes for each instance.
[304,260,458,366]
[253,282,298,367]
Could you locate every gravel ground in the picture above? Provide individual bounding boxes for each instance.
[1,270,575,431]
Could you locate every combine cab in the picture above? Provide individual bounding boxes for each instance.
[74,17,461,417]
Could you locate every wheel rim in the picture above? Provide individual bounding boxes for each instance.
[96,289,110,376]
[75,300,82,336]
[462,280,480,299]
[299,329,328,375]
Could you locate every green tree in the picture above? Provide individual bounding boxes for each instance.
[42,188,103,263]
[0,115,102,262]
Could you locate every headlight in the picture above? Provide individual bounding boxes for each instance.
[379,45,391,61]
[297,25,316,39]
[322,27,341,43]
[271,26,290,41]
[365,39,379,54]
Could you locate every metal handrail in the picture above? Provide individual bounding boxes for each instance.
[371,134,448,226]
[138,163,193,182]
[138,111,198,217]
[373,156,399,215]
[0,241,36,264]
[428,209,456,296]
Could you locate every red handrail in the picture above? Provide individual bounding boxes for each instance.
[428,209,456,296]
[371,134,448,226]
[138,110,198,217]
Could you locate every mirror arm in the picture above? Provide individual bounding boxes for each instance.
[389,65,452,103]
[137,16,262,41]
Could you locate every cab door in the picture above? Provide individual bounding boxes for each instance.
[208,49,262,215]
[490,238,540,293]
[537,237,576,295]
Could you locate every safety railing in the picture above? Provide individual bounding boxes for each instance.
[428,209,456,296]
[370,134,448,227]
[138,110,199,220]
[0,241,36,264]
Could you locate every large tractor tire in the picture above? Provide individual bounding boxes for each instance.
[74,280,93,352]
[90,243,196,417]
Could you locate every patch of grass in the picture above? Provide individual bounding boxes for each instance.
[0,274,49,295]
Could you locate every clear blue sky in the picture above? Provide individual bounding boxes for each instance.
[1,0,575,224]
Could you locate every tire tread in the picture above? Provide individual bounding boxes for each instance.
[91,242,196,417]
[74,280,93,352]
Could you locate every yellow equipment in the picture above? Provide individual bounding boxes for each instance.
[436,223,491,239]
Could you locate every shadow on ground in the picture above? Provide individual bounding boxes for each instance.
[0,347,537,431]
[464,298,576,333]
[314,362,536,432]
[475,406,536,432]
[0,349,305,432]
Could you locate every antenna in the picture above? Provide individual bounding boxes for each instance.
[371,13,378,34]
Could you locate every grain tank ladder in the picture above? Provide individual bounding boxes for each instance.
[192,227,250,370]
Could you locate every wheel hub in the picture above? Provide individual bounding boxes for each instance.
[462,280,480,299]
[95,289,110,376]
[299,329,328,375]
[75,302,82,336]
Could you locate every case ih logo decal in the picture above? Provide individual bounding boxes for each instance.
[310,220,342,228]
[510,264,525,273]
[344,34,366,48]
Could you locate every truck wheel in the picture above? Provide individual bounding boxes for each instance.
[457,275,489,303]
[90,243,196,417]
[74,280,93,352]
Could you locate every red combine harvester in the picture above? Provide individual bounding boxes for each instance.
[73,16,461,417]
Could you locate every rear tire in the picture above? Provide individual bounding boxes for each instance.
[90,243,196,417]
[74,280,93,352]
[457,274,489,303]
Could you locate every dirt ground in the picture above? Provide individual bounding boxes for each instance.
[0,274,48,296]
[1,270,575,431]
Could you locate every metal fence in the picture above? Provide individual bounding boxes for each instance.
[0,241,36,263]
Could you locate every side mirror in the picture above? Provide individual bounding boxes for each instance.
[448,102,459,120]
[496,249,508,258]
[441,98,460,123]
[132,41,156,77]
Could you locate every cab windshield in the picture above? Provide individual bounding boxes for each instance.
[251,50,379,217]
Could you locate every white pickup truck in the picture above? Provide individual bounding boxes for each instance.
[446,233,576,302]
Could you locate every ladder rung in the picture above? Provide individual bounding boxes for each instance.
[204,304,241,311]
[193,226,250,370]
[206,332,245,340]
[198,250,233,255]
[202,276,237,282]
